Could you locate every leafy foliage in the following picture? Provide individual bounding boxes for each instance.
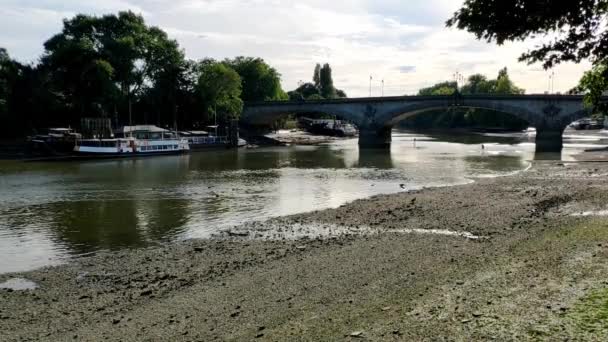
[197,62,243,121]
[446,0,608,68]
[224,57,287,102]
[447,0,608,108]
[288,63,347,100]
[319,63,336,98]
[418,69,524,96]
[577,63,608,112]
[0,12,289,138]
[418,81,457,96]
[408,68,527,130]
[313,63,321,88]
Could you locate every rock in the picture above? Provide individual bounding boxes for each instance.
[255,333,264,338]
[349,331,364,338]
[472,312,483,317]
[456,281,465,285]
[112,318,121,325]
[230,311,240,318]
[227,230,249,237]
[139,289,152,297]
[296,245,307,250]
[381,306,391,311]
[461,319,471,324]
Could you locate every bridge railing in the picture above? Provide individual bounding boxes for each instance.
[245,94,593,106]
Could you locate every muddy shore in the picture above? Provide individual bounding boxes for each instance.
[2,161,608,341]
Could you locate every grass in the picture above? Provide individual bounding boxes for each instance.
[571,287,608,334]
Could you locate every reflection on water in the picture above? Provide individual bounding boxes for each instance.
[0,129,606,273]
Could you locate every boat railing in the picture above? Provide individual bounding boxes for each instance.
[75,140,119,148]
[189,136,229,145]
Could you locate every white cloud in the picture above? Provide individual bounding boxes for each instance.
[0,0,591,95]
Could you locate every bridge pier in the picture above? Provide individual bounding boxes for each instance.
[535,127,564,153]
[358,127,392,149]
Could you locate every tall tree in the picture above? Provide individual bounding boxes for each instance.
[313,63,321,88]
[0,48,12,116]
[319,63,336,98]
[42,11,185,126]
[197,62,243,123]
[224,57,287,102]
[494,68,524,95]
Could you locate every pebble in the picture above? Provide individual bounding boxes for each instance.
[348,331,364,338]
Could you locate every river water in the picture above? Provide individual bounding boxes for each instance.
[0,130,606,273]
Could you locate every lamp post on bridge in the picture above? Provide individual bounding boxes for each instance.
[382,79,385,97]
[453,71,464,92]
[369,75,372,97]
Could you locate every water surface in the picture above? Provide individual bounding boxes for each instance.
[0,130,606,273]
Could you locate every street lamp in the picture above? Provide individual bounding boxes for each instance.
[369,75,373,97]
[453,71,464,91]
[382,79,385,97]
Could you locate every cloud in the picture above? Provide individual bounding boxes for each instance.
[397,66,416,73]
[0,0,591,95]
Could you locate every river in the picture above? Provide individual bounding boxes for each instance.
[0,129,606,273]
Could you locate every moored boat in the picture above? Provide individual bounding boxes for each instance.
[74,125,189,157]
[27,127,82,156]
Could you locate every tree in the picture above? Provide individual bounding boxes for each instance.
[197,62,243,123]
[313,63,321,88]
[42,11,186,126]
[336,89,347,98]
[460,74,493,94]
[411,69,527,130]
[446,0,608,69]
[289,82,319,100]
[319,63,336,98]
[0,48,13,116]
[494,68,524,95]
[224,57,287,102]
[447,0,608,106]
[418,81,457,95]
[577,63,608,111]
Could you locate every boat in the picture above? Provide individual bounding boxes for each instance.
[569,118,604,130]
[74,125,189,157]
[180,127,247,150]
[298,117,358,137]
[27,127,82,156]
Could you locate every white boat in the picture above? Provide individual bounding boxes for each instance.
[74,125,189,157]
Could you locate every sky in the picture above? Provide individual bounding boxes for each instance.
[0,0,592,97]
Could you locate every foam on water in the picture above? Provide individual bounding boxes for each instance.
[571,210,608,217]
[224,223,483,241]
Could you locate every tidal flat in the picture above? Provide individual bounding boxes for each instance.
[2,161,608,341]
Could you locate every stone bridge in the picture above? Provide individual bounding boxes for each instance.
[242,94,600,151]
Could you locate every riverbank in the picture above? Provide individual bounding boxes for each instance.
[2,161,608,340]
